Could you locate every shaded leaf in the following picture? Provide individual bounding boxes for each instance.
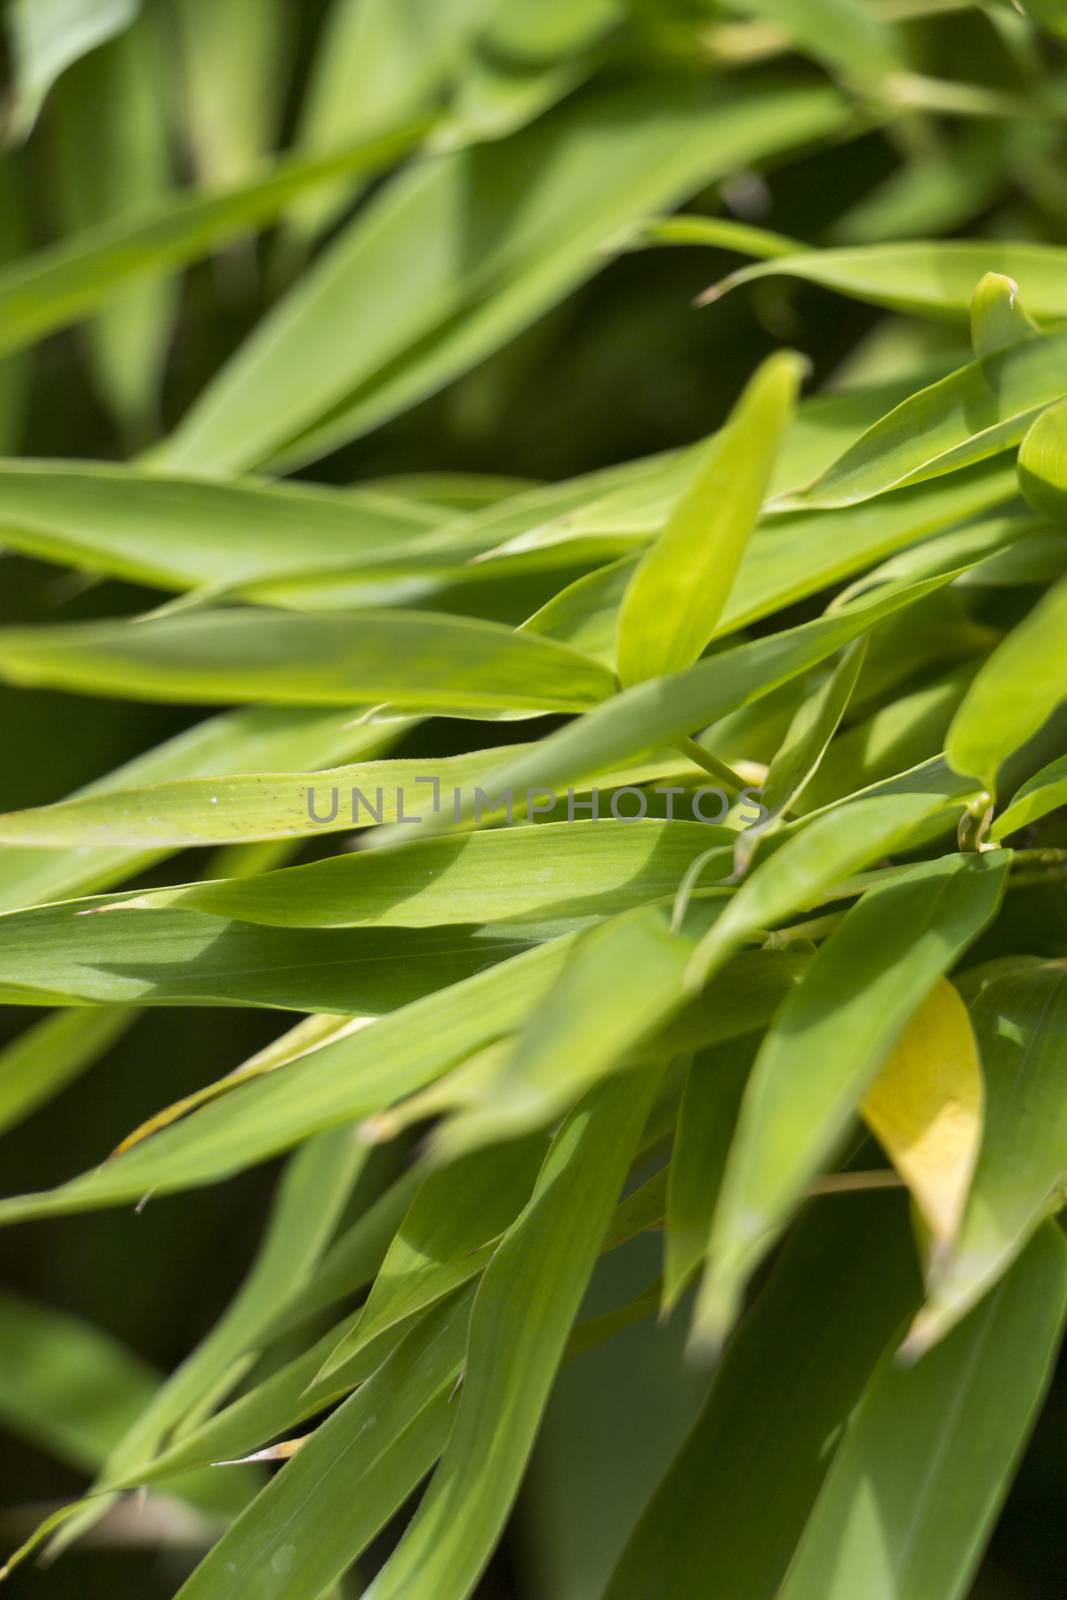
[780,1226,1067,1600]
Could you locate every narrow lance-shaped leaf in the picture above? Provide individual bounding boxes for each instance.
[794,328,1067,510]
[318,1137,547,1378]
[0,608,617,712]
[733,637,866,875]
[693,851,1008,1353]
[946,569,1067,792]
[605,1190,922,1600]
[860,976,983,1252]
[173,1290,475,1600]
[970,271,1038,360]
[43,1124,367,1560]
[1017,390,1067,522]
[703,242,1067,322]
[0,742,711,851]
[0,460,438,592]
[663,1038,755,1312]
[0,937,576,1222]
[907,958,1067,1353]
[779,1225,1067,1600]
[990,751,1067,839]
[360,1068,661,1600]
[110,820,733,930]
[616,350,806,685]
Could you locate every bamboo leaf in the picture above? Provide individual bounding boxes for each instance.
[0,937,576,1220]
[797,329,1067,509]
[946,571,1067,792]
[173,1291,473,1600]
[616,351,806,686]
[0,461,437,591]
[706,242,1067,322]
[780,1225,1067,1600]
[0,608,617,712]
[0,899,541,1012]
[112,820,733,930]
[990,752,1067,839]
[663,1039,754,1311]
[358,1070,660,1600]
[694,852,1009,1351]
[0,1291,157,1472]
[319,1137,547,1378]
[860,977,983,1250]
[604,1191,922,1600]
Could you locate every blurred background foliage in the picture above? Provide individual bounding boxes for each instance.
[1,0,1067,1594]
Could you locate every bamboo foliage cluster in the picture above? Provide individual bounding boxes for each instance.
[2,0,1067,1596]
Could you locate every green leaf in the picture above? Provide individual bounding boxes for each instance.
[152,75,850,474]
[118,819,733,929]
[0,937,575,1219]
[990,752,1067,839]
[0,461,437,590]
[5,0,138,140]
[47,1125,366,1558]
[1017,392,1067,522]
[174,1291,473,1600]
[319,1137,547,1377]
[358,1069,660,1600]
[0,898,540,1011]
[604,1190,922,1600]
[0,120,426,361]
[908,959,1067,1352]
[946,570,1067,792]
[616,350,806,685]
[663,1038,754,1311]
[970,272,1038,361]
[694,851,1009,1350]
[780,1225,1067,1600]
[0,1005,136,1136]
[797,329,1067,509]
[734,638,866,875]
[0,704,405,913]
[706,242,1067,322]
[0,607,616,712]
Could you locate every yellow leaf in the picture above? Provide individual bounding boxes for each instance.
[861,978,983,1251]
